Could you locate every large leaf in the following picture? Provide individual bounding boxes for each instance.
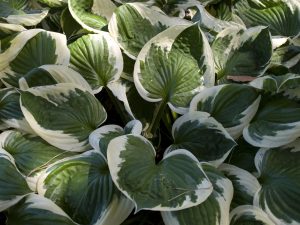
[190,84,261,139]
[20,83,107,152]
[243,95,300,148]
[0,22,26,39]
[69,33,123,94]
[37,150,134,225]
[89,120,142,158]
[0,130,74,190]
[108,3,191,59]
[254,140,300,225]
[6,194,78,225]
[0,0,48,26]
[0,29,70,87]
[212,26,272,80]
[0,148,32,211]
[230,205,275,225]
[219,164,261,209]
[167,112,236,167]
[19,65,93,93]
[0,88,32,132]
[162,163,233,225]
[107,134,213,211]
[235,0,300,36]
[134,23,215,113]
[68,0,116,33]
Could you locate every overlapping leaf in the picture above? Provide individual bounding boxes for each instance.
[20,83,107,152]
[167,112,236,167]
[162,164,233,225]
[134,23,215,113]
[107,134,213,211]
[190,84,261,139]
[37,150,133,225]
[254,140,300,225]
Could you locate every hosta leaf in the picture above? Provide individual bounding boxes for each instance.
[38,0,67,7]
[235,0,300,36]
[69,33,123,94]
[0,88,32,133]
[0,29,70,87]
[190,84,261,139]
[243,95,300,148]
[134,23,215,113]
[249,73,300,93]
[167,112,236,167]
[212,26,272,80]
[219,164,261,209]
[162,163,233,225]
[108,3,191,59]
[254,140,300,225]
[6,194,78,225]
[230,205,275,225]
[0,0,48,26]
[37,150,134,225]
[19,65,93,93]
[107,134,213,211]
[270,43,300,74]
[20,83,107,152]
[0,130,74,190]
[89,120,142,158]
[68,0,116,33]
[0,22,26,39]
[0,148,32,211]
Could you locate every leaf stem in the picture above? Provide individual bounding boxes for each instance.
[144,99,168,139]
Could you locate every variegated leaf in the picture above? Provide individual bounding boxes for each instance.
[107,134,213,211]
[162,163,233,225]
[20,83,107,152]
[134,23,215,114]
[190,84,261,139]
[167,112,236,167]
[37,150,133,225]
[254,140,300,225]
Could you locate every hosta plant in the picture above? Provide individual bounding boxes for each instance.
[0,0,299,224]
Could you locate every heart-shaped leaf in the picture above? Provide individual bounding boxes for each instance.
[167,112,236,167]
[107,134,213,211]
[68,0,116,33]
[20,83,107,152]
[0,148,32,211]
[69,33,123,94]
[37,150,134,225]
[6,194,78,225]
[230,205,275,225]
[0,29,70,87]
[162,163,233,225]
[19,65,93,93]
[134,23,215,113]
[254,140,300,225]
[243,95,300,147]
[235,0,300,36]
[108,3,191,59]
[0,130,75,190]
[219,164,261,209]
[212,26,272,80]
[190,84,261,139]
